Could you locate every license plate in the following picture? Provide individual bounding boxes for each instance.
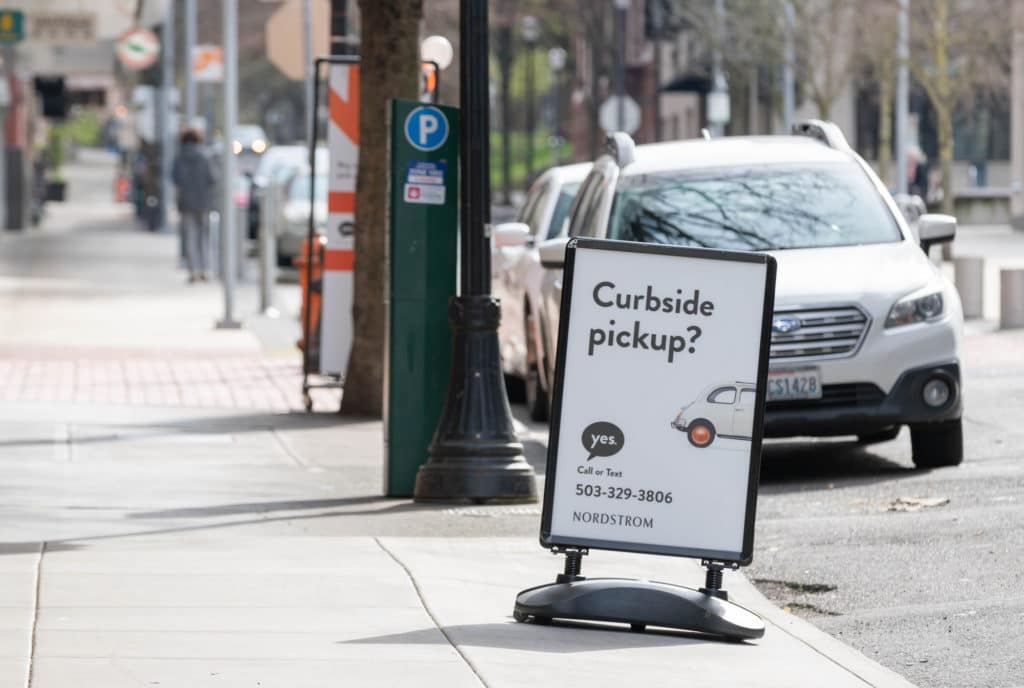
[767,368,822,401]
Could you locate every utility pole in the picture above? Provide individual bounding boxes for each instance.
[302,0,314,145]
[614,0,628,131]
[1012,0,1024,225]
[159,0,176,233]
[707,0,728,137]
[895,0,910,195]
[782,0,794,133]
[183,0,197,125]
[218,0,240,329]
[414,0,537,503]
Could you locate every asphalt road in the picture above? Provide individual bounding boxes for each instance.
[512,325,1024,688]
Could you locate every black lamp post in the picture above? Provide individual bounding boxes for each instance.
[414,0,538,503]
[521,14,539,183]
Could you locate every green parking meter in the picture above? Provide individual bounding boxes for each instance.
[384,99,460,496]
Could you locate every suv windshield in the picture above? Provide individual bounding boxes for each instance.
[607,162,901,250]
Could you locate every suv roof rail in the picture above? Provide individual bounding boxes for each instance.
[792,119,851,151]
[605,131,636,167]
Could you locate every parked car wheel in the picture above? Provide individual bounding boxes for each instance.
[687,419,716,448]
[910,419,963,468]
[857,426,901,445]
[524,314,549,422]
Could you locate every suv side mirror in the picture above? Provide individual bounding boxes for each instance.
[892,192,927,224]
[538,236,571,268]
[493,222,532,248]
[918,213,956,252]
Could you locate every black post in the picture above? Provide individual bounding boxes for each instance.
[525,40,535,182]
[615,3,626,131]
[498,22,512,206]
[330,0,348,55]
[414,0,538,503]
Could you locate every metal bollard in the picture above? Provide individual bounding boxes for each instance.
[258,183,278,315]
[954,257,984,319]
[1000,268,1024,329]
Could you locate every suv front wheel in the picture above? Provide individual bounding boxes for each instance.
[910,419,963,469]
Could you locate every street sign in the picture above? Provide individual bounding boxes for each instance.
[403,105,450,152]
[266,0,329,81]
[319,62,359,376]
[542,239,776,562]
[598,95,641,135]
[0,9,24,44]
[384,99,459,496]
[27,11,95,45]
[116,27,160,71]
[192,44,224,83]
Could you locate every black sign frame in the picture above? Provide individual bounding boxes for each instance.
[539,237,777,565]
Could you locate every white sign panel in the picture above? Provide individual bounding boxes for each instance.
[320,63,359,376]
[541,239,776,563]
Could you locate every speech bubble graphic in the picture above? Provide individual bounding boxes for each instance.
[581,421,625,461]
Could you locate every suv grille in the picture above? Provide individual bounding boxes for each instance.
[770,305,870,360]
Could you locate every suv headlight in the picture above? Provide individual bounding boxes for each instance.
[885,291,944,328]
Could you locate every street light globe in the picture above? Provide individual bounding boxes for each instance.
[421,35,454,71]
[548,47,567,72]
[521,15,540,43]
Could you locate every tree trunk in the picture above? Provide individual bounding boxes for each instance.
[877,52,893,188]
[341,0,423,417]
[937,105,955,214]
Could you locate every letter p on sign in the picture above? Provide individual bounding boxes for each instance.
[404,106,449,152]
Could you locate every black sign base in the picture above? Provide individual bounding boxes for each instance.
[513,578,765,641]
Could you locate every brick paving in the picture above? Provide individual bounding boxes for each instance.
[0,350,324,411]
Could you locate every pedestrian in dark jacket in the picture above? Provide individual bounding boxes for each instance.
[172,129,218,282]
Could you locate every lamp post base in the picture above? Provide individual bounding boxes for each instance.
[414,295,537,503]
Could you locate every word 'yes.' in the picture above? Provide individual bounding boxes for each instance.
[581,421,625,462]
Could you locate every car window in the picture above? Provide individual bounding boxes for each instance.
[289,175,327,202]
[739,389,756,405]
[567,171,601,238]
[546,182,581,240]
[518,181,547,234]
[570,162,617,238]
[708,387,737,404]
[607,162,901,250]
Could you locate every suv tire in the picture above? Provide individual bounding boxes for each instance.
[910,419,963,468]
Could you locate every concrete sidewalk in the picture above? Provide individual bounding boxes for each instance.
[0,150,917,686]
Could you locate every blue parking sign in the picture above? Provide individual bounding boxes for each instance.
[404,106,449,152]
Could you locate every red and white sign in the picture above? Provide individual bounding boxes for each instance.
[191,44,223,83]
[116,27,160,71]
[320,63,359,376]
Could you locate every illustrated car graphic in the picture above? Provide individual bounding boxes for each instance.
[672,382,757,448]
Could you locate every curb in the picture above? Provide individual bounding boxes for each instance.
[731,571,918,688]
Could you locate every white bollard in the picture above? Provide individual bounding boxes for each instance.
[1000,268,1024,329]
[954,257,984,320]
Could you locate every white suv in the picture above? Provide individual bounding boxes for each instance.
[537,121,963,469]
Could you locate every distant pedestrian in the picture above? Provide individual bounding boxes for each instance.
[172,128,218,282]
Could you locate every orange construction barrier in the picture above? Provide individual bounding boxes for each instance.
[295,234,326,354]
